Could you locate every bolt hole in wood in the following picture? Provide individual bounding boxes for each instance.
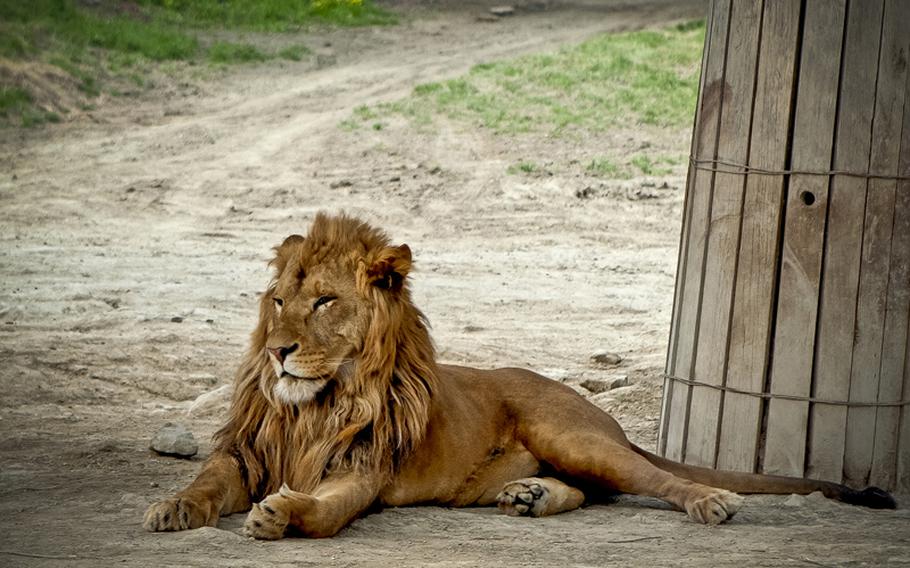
[800,191,816,206]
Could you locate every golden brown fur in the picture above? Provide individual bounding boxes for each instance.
[143,213,895,539]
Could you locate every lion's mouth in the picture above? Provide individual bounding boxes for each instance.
[280,370,321,381]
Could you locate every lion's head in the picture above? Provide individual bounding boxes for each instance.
[262,216,414,405]
[215,213,437,496]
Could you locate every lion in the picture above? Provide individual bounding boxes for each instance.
[144,213,895,539]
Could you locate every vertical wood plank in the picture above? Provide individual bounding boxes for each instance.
[806,0,885,483]
[894,62,910,496]
[662,0,730,462]
[659,0,715,456]
[762,0,846,478]
[717,0,800,476]
[867,1,910,487]
[685,0,762,468]
[844,0,906,488]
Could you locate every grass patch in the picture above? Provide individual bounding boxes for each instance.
[507,161,539,175]
[0,0,392,127]
[586,158,623,178]
[208,42,268,64]
[141,0,396,31]
[278,44,311,61]
[351,20,704,135]
[630,154,678,175]
[0,87,63,127]
[584,154,683,179]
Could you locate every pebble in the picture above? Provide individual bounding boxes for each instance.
[591,351,623,366]
[580,379,609,394]
[490,5,516,16]
[580,376,629,394]
[186,384,232,417]
[150,422,198,458]
[170,316,183,323]
[608,376,629,389]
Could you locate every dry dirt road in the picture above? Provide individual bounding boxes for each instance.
[1,1,909,566]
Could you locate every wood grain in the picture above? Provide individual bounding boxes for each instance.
[762,0,846,478]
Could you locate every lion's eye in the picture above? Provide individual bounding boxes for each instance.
[273,297,284,308]
[313,296,336,310]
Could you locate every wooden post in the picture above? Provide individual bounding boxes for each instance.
[659,0,910,492]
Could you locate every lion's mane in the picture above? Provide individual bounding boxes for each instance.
[213,214,437,499]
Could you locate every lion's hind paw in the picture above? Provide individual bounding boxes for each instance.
[497,478,549,517]
[685,489,744,525]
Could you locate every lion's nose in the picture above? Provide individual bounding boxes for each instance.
[268,343,299,364]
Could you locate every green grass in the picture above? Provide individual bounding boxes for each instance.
[349,21,704,135]
[208,42,268,64]
[0,0,392,126]
[0,87,62,127]
[586,158,623,178]
[584,154,684,179]
[507,161,539,175]
[141,0,396,31]
[277,44,311,61]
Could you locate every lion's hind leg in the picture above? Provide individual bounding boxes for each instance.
[496,477,584,517]
[533,433,744,525]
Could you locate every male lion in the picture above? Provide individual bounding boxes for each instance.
[144,213,894,539]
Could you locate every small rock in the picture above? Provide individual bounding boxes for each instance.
[186,384,232,418]
[150,422,198,458]
[608,385,636,398]
[170,316,183,323]
[607,376,629,389]
[581,376,629,394]
[659,181,671,190]
[389,175,401,182]
[428,165,442,175]
[575,186,596,199]
[580,379,610,394]
[783,494,806,507]
[591,351,623,366]
[149,481,159,488]
[490,5,516,16]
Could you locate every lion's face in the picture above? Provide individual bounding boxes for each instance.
[266,259,368,404]
[260,217,413,405]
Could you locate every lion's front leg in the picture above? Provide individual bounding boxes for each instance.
[244,474,380,540]
[144,453,250,532]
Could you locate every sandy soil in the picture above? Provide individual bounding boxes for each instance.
[1,1,909,566]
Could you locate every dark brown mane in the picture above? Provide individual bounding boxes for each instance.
[213,213,437,498]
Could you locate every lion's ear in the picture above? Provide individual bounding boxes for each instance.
[270,234,305,273]
[366,244,411,291]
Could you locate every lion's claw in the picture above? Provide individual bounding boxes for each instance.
[244,496,289,540]
[143,497,215,532]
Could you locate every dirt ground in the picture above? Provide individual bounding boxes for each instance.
[1,1,909,566]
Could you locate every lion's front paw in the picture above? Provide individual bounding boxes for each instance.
[244,495,289,540]
[143,497,216,532]
[685,489,744,525]
[497,478,550,517]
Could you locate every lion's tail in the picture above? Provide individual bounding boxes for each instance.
[629,444,896,509]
